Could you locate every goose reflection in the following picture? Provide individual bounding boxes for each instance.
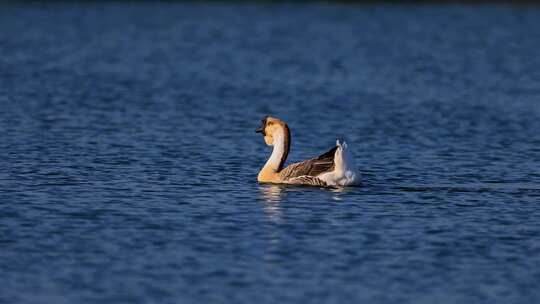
[258,184,285,221]
[330,186,346,201]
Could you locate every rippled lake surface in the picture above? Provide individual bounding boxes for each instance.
[1,2,540,303]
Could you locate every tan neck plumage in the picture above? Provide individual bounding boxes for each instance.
[258,124,291,183]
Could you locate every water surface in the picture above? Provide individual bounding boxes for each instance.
[1,3,540,304]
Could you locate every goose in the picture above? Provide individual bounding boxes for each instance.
[255,116,360,187]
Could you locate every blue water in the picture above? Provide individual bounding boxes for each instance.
[1,2,540,304]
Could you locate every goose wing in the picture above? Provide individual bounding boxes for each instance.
[287,175,328,187]
[279,146,338,180]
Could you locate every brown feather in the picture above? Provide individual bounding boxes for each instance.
[277,123,291,172]
[279,146,337,180]
[287,176,328,186]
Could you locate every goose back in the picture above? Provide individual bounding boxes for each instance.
[279,146,338,181]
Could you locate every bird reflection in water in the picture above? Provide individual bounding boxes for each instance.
[330,186,346,201]
[258,184,285,221]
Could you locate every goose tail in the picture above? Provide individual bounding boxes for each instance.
[332,140,361,187]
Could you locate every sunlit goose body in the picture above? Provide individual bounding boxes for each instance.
[255,116,360,187]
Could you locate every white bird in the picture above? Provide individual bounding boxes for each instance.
[255,116,360,187]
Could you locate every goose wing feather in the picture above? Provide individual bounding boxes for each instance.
[279,146,338,180]
[287,175,327,186]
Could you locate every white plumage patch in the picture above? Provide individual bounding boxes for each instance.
[317,140,360,187]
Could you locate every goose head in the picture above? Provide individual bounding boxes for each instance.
[255,116,288,146]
